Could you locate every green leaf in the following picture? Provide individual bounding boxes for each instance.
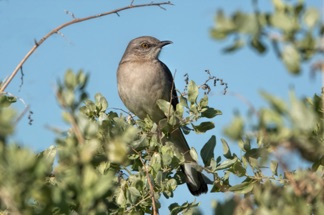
[201,107,222,119]
[223,115,244,140]
[116,189,126,207]
[282,45,301,74]
[228,181,254,194]
[223,38,245,53]
[156,171,163,185]
[64,69,77,89]
[270,160,278,176]
[166,179,178,191]
[289,90,316,131]
[297,32,316,60]
[200,135,216,166]
[238,139,251,152]
[232,161,246,177]
[161,144,174,166]
[150,153,162,173]
[270,11,298,32]
[62,89,75,107]
[0,95,17,107]
[192,121,215,133]
[272,0,285,11]
[210,10,235,40]
[179,94,189,108]
[259,108,283,129]
[304,7,319,28]
[210,29,228,40]
[95,93,108,111]
[215,157,237,170]
[250,37,266,54]
[169,201,200,215]
[244,148,261,169]
[190,147,198,162]
[37,145,57,168]
[199,94,208,107]
[76,70,88,89]
[127,187,141,204]
[233,12,259,34]
[260,90,287,115]
[175,103,184,118]
[188,81,199,104]
[209,157,217,171]
[157,99,174,117]
[221,138,232,159]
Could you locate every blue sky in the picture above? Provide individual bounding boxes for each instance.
[0,0,322,214]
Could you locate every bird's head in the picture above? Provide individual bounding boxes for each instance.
[120,36,172,62]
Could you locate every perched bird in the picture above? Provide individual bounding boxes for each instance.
[117,36,208,196]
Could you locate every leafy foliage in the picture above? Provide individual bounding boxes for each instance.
[0,70,223,214]
[1,69,322,214]
[210,0,323,74]
[0,1,323,214]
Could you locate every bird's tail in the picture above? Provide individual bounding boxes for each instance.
[170,128,208,196]
[181,163,208,196]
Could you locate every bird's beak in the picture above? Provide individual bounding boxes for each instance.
[158,40,173,48]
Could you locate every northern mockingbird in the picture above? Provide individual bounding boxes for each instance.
[117,36,208,196]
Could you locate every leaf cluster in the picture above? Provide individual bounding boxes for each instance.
[0,70,223,214]
[210,0,323,74]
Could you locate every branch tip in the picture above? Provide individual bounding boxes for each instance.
[0,1,173,93]
[34,39,39,46]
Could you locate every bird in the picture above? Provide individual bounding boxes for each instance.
[117,36,208,196]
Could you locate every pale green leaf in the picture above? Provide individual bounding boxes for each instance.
[64,69,77,89]
[223,38,245,53]
[215,157,237,170]
[289,90,316,131]
[199,95,208,107]
[221,138,232,159]
[188,81,199,104]
[228,181,254,194]
[270,160,278,176]
[223,115,244,140]
[232,162,246,177]
[260,90,287,114]
[157,99,174,117]
[127,187,141,203]
[190,147,198,162]
[282,45,301,74]
[304,7,319,28]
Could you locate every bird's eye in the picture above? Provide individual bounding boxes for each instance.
[141,43,150,49]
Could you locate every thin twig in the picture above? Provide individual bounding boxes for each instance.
[109,107,133,117]
[125,194,152,213]
[274,152,302,196]
[0,1,173,93]
[14,105,30,125]
[18,67,24,92]
[132,148,159,215]
[64,10,76,19]
[0,91,33,125]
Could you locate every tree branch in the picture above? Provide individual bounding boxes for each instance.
[0,1,173,93]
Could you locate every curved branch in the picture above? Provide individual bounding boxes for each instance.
[0,1,173,93]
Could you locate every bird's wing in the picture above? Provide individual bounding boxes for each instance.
[160,61,179,110]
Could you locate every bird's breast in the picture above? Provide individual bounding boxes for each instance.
[117,60,172,121]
